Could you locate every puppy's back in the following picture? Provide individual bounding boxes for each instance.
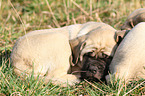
[11,32,71,77]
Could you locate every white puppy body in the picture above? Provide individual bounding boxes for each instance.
[11,32,80,85]
[107,22,145,82]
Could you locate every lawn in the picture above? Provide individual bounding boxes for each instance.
[0,0,145,95]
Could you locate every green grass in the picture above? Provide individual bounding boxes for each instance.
[0,0,145,95]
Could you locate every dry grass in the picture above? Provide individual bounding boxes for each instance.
[0,0,144,51]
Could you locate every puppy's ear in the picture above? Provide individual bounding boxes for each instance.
[69,36,86,65]
[115,30,130,45]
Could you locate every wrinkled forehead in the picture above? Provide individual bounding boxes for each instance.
[86,30,117,54]
[80,43,117,58]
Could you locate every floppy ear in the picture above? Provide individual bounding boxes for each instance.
[69,36,86,65]
[115,30,130,45]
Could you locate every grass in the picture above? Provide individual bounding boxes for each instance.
[0,0,145,95]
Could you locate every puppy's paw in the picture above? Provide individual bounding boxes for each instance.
[62,74,81,85]
[105,74,111,84]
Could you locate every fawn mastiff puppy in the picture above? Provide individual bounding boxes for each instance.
[106,22,145,83]
[11,22,125,86]
[69,24,127,81]
[79,30,129,82]
[121,8,145,30]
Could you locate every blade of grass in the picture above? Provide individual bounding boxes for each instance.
[45,0,60,28]
[123,81,145,96]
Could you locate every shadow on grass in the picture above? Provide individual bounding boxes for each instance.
[0,49,12,67]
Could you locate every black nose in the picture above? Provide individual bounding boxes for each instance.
[89,66,98,74]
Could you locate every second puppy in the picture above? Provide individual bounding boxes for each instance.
[106,22,145,83]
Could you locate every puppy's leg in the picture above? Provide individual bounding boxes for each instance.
[43,58,80,86]
[12,59,48,78]
[46,69,80,86]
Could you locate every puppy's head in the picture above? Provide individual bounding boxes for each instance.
[69,25,129,81]
[80,52,112,81]
[121,8,145,30]
[69,26,128,68]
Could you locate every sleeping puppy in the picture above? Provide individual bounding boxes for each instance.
[11,22,125,86]
[121,8,145,30]
[70,23,126,68]
[106,22,145,83]
[70,24,127,82]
